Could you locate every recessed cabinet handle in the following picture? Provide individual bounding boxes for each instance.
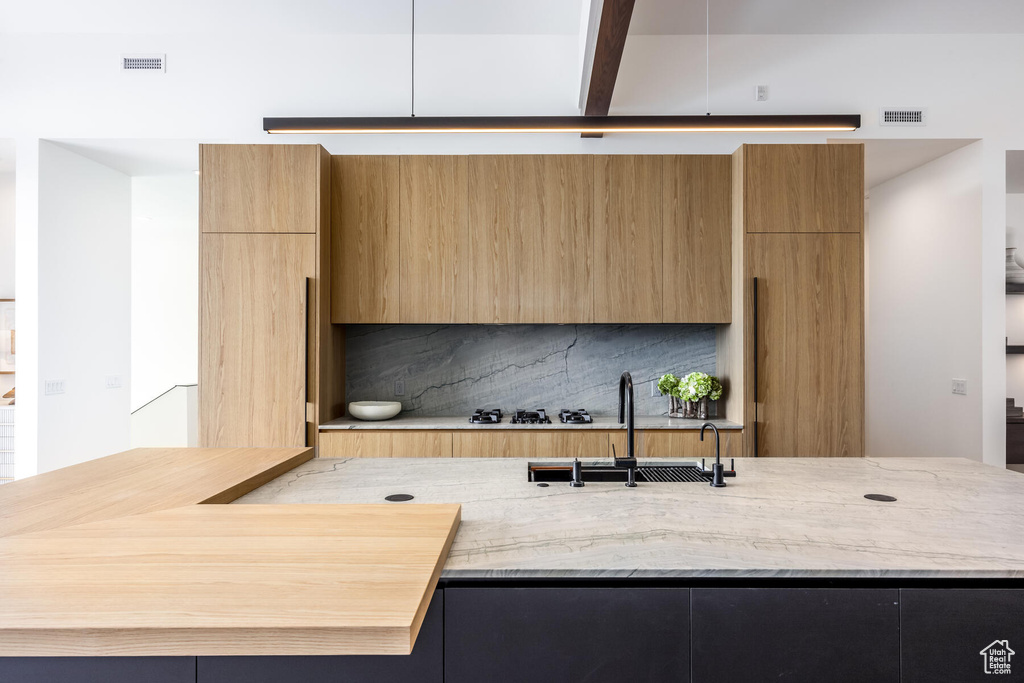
[304,277,310,448]
[753,276,759,458]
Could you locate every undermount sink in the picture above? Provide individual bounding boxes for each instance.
[527,461,735,484]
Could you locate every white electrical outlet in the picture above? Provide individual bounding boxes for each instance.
[44,379,65,395]
[650,382,658,397]
[394,380,406,396]
[952,378,967,396]
[755,85,769,101]
[105,375,123,389]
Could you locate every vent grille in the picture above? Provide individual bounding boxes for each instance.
[880,108,926,126]
[121,54,165,72]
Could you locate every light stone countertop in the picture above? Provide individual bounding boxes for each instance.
[235,456,1024,579]
[320,415,742,431]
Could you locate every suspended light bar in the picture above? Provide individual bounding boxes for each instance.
[263,114,860,135]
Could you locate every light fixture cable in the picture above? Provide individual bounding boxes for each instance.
[705,0,710,115]
[411,0,416,117]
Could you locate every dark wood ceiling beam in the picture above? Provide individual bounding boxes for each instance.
[578,0,636,138]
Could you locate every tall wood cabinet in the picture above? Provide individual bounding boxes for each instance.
[199,144,343,450]
[727,143,865,457]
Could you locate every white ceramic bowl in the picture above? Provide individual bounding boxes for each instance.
[348,401,402,421]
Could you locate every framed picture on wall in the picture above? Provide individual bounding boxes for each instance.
[0,300,13,374]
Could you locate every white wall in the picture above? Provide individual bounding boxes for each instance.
[36,142,131,473]
[6,30,1023,470]
[130,174,197,412]
[130,383,196,448]
[866,142,984,458]
[0,169,14,400]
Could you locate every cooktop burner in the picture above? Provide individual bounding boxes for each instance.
[559,409,593,424]
[469,408,503,424]
[510,409,551,424]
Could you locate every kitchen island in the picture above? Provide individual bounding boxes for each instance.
[231,456,1024,683]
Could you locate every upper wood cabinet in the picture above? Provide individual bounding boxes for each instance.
[200,233,315,448]
[663,155,732,323]
[331,156,400,323]
[468,156,594,323]
[200,145,321,234]
[742,144,864,234]
[594,155,664,323]
[399,156,470,323]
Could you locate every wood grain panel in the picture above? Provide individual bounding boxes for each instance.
[399,156,470,323]
[331,156,400,323]
[0,447,312,538]
[316,147,346,439]
[453,431,609,459]
[635,430,742,460]
[201,145,319,234]
[467,155,594,323]
[663,155,732,323]
[594,155,663,322]
[0,504,461,656]
[319,431,453,458]
[200,233,314,448]
[743,145,864,234]
[748,233,864,456]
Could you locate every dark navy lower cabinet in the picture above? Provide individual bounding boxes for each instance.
[691,588,900,683]
[901,589,1024,682]
[196,590,444,683]
[443,587,690,683]
[0,656,196,683]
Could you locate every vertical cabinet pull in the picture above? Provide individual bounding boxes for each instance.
[753,277,759,457]
[304,277,311,448]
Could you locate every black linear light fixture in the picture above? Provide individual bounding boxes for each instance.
[264,0,860,136]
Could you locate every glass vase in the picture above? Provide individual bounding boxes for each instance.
[696,396,709,420]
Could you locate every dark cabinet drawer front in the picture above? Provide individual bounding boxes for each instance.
[197,590,443,683]
[691,588,899,683]
[0,657,195,683]
[902,589,1024,683]
[444,587,690,683]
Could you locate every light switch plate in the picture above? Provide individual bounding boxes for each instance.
[44,379,65,395]
[394,380,406,396]
[952,378,967,395]
[105,375,123,389]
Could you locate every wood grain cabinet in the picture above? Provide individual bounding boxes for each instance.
[200,145,320,234]
[331,156,400,323]
[453,431,609,459]
[399,156,470,323]
[319,431,453,458]
[468,155,594,323]
[663,155,732,323]
[742,144,864,234]
[200,233,315,448]
[594,155,664,323]
[612,429,741,460]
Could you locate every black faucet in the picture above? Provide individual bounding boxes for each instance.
[616,371,638,487]
[700,422,726,487]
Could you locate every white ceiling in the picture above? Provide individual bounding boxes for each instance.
[833,138,978,190]
[630,0,1024,35]
[0,0,584,35]
[5,0,1024,36]
[50,139,200,176]
[1008,151,1024,194]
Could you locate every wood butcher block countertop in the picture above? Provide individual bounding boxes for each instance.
[0,447,462,656]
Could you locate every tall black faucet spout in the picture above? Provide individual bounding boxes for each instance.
[617,372,637,483]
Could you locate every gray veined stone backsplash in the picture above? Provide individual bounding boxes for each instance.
[345,324,718,417]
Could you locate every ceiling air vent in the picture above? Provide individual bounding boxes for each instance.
[880,108,926,126]
[121,54,165,72]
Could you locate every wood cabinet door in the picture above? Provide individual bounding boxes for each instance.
[453,431,609,459]
[743,144,864,234]
[663,155,732,323]
[624,429,742,460]
[319,431,453,458]
[594,155,663,322]
[749,233,864,456]
[468,155,594,323]
[200,233,314,448]
[200,145,320,234]
[331,156,400,323]
[399,156,470,323]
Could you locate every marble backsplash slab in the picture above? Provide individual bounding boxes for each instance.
[345,324,718,417]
